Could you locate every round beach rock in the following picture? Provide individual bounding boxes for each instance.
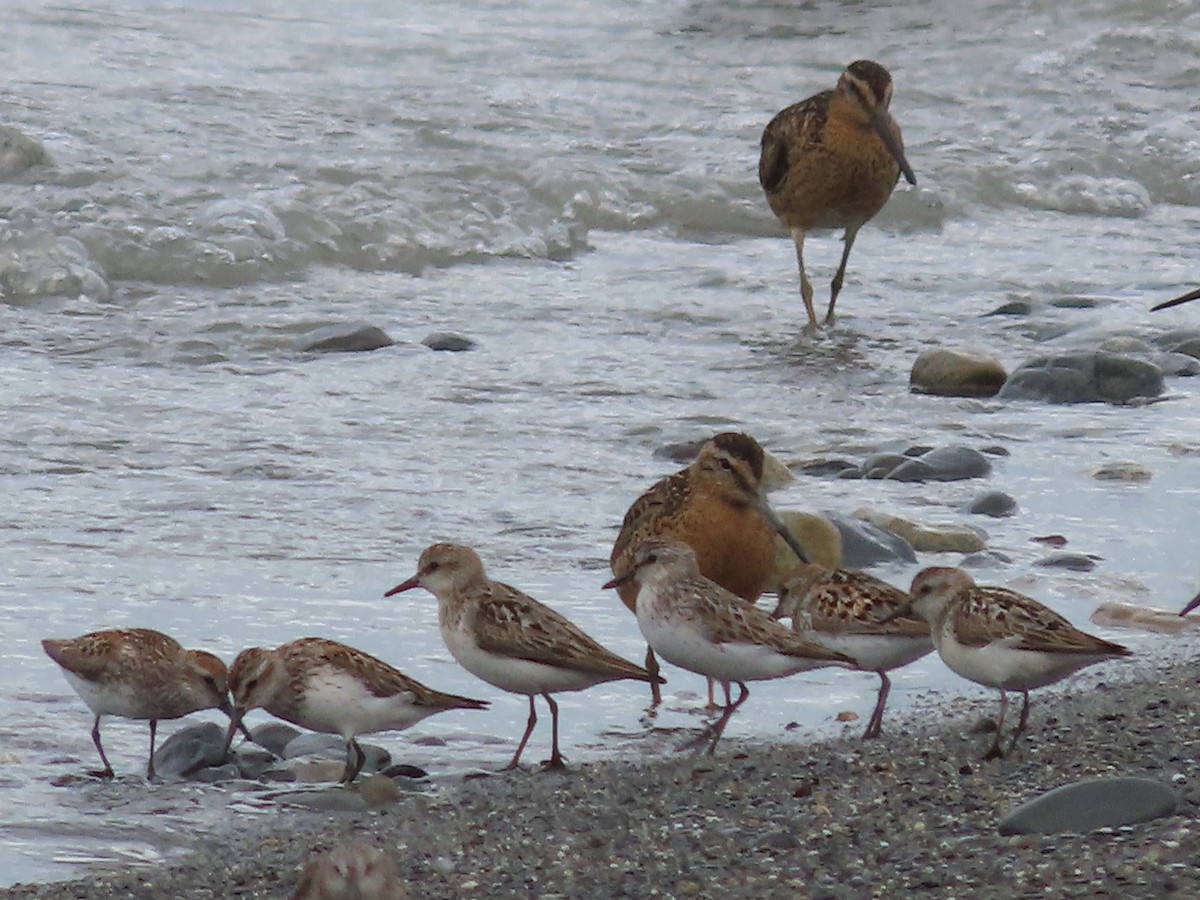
[297,323,395,353]
[997,777,1178,835]
[824,512,917,568]
[910,348,1007,398]
[151,722,230,779]
[998,351,1163,404]
[888,446,993,483]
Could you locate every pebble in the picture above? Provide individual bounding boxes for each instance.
[422,332,476,351]
[997,777,1178,836]
[296,323,395,353]
[966,491,1018,517]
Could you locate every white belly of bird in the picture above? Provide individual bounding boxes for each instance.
[637,608,813,684]
[935,628,1109,692]
[61,670,160,720]
[442,624,602,696]
[808,632,933,674]
[288,670,433,738]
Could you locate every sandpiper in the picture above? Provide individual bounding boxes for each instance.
[899,566,1132,759]
[386,543,659,771]
[759,59,916,330]
[605,539,853,754]
[42,627,235,779]
[222,637,488,784]
[771,563,932,739]
[1151,287,1200,311]
[610,431,813,705]
[291,840,406,900]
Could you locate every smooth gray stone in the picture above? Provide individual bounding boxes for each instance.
[798,458,859,478]
[297,323,395,353]
[825,512,918,568]
[152,722,229,779]
[999,352,1163,404]
[250,722,301,757]
[422,331,476,352]
[1166,337,1200,360]
[0,125,53,178]
[188,763,242,784]
[889,446,992,483]
[1151,351,1200,376]
[283,733,391,773]
[987,300,1033,316]
[959,550,1013,568]
[997,777,1178,835]
[860,453,909,479]
[1034,552,1096,572]
[267,789,370,813]
[232,745,279,780]
[967,491,1018,518]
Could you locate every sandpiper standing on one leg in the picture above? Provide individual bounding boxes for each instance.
[759,59,916,330]
[387,543,659,771]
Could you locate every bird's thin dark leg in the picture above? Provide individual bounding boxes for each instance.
[543,693,567,770]
[145,719,159,780]
[863,671,891,740]
[828,224,862,323]
[645,646,662,707]
[88,716,116,779]
[341,738,366,784]
[984,690,1009,760]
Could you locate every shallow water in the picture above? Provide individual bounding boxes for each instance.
[3,0,1200,886]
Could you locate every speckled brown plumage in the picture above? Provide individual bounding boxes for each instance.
[760,59,916,330]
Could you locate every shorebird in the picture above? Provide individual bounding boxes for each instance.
[291,841,406,900]
[1151,287,1200,311]
[771,563,932,739]
[42,628,236,779]
[896,567,1132,759]
[222,637,488,784]
[604,539,853,754]
[759,59,916,330]
[610,431,813,705]
[386,543,659,771]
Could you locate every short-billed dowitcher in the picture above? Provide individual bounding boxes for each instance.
[771,563,932,739]
[759,59,916,330]
[604,539,852,754]
[222,637,488,784]
[610,431,813,705]
[42,628,236,779]
[895,567,1132,759]
[1151,287,1200,311]
[386,542,659,771]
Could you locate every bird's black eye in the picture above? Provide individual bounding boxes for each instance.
[718,457,733,470]
[426,562,440,573]
[647,552,658,563]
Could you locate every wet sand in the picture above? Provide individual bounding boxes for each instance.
[5,654,1199,899]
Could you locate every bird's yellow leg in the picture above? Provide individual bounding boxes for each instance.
[789,226,820,331]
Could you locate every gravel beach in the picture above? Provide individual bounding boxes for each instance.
[6,655,1199,899]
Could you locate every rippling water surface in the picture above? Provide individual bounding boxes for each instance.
[3,0,1200,886]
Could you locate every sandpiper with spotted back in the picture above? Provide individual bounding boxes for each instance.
[759,59,916,330]
[771,563,932,739]
[386,542,660,771]
[222,637,488,784]
[605,539,853,754]
[42,627,237,779]
[896,566,1132,759]
[610,431,813,705]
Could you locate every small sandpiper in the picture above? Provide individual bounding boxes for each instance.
[291,840,405,900]
[605,539,853,754]
[610,431,813,705]
[759,59,916,330]
[222,637,488,784]
[772,563,932,739]
[42,627,235,779]
[897,566,1132,759]
[387,542,660,771]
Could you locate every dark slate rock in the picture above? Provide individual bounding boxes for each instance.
[297,323,395,353]
[422,332,476,352]
[381,763,429,781]
[998,351,1163,404]
[959,550,1013,568]
[1034,552,1097,572]
[888,446,992,483]
[987,300,1033,316]
[825,512,918,568]
[231,745,280,780]
[152,722,229,779]
[798,458,859,478]
[250,722,302,757]
[967,491,1018,518]
[997,777,1178,835]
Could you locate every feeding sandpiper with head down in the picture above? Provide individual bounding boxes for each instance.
[610,431,814,705]
[387,542,660,771]
[222,637,488,784]
[895,566,1132,759]
[42,627,237,780]
[759,59,916,331]
[605,539,853,754]
[772,563,933,740]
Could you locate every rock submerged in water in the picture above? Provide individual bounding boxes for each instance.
[422,331,476,352]
[997,777,1178,835]
[297,323,395,353]
[910,348,1008,398]
[823,512,917,568]
[966,491,1018,518]
[998,351,1163,404]
[803,445,994,483]
[151,722,230,779]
